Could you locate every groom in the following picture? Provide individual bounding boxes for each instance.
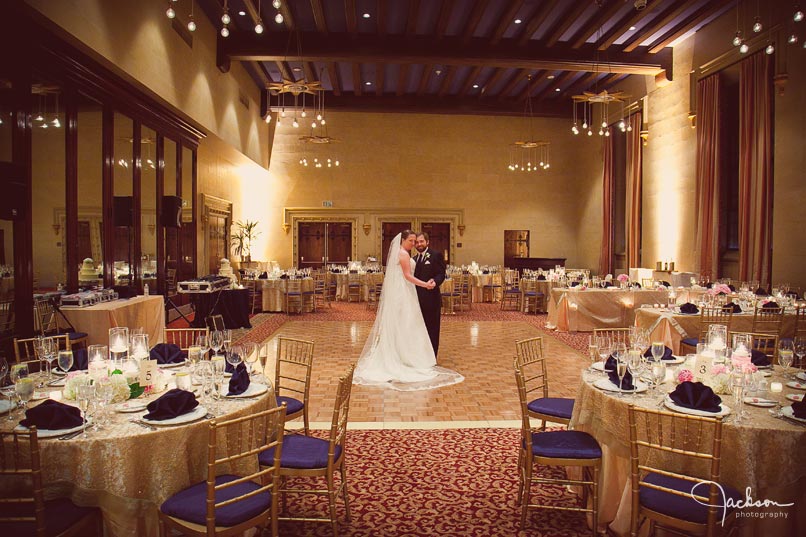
[414,232,446,356]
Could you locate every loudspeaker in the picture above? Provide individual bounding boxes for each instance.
[162,196,182,228]
[113,196,132,227]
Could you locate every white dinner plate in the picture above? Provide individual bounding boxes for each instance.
[662,355,686,365]
[664,397,731,417]
[0,399,14,415]
[157,360,186,369]
[115,401,149,413]
[141,406,207,426]
[225,382,268,398]
[32,391,50,401]
[15,420,90,438]
[796,372,806,382]
[591,362,609,372]
[593,377,648,394]
[785,393,804,402]
[47,378,66,387]
[786,381,806,390]
[51,369,67,376]
[780,405,806,423]
[743,397,777,408]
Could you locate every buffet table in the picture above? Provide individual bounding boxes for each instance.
[1,380,277,537]
[260,278,315,312]
[571,368,806,536]
[546,288,670,332]
[60,295,164,346]
[634,307,799,354]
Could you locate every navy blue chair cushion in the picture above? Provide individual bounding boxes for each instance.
[681,337,699,347]
[259,434,342,469]
[527,397,574,420]
[68,331,88,340]
[530,430,601,459]
[160,474,270,527]
[640,472,741,524]
[0,497,96,536]
[276,396,304,415]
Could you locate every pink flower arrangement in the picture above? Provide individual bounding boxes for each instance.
[677,369,694,383]
[707,283,732,296]
[617,274,629,283]
[710,365,729,376]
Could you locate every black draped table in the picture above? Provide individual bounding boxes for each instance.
[189,289,251,329]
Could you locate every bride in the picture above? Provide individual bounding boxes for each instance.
[353,231,464,391]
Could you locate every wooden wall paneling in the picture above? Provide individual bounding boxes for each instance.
[65,88,79,293]
[132,120,142,292]
[102,106,115,289]
[156,132,165,295]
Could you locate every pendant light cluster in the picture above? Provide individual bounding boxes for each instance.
[165,0,283,37]
[732,0,805,54]
[507,75,551,173]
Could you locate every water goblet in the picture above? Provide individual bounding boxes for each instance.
[651,341,665,362]
[227,344,244,369]
[794,337,806,370]
[8,363,28,420]
[242,342,258,376]
[596,337,612,377]
[196,334,210,360]
[209,331,223,358]
[77,384,95,437]
[778,342,794,379]
[57,350,74,375]
[15,377,35,415]
[651,360,667,393]
[627,349,644,400]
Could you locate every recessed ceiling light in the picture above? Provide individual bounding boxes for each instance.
[554,88,561,92]
[629,26,637,31]
[293,67,302,72]
[472,84,479,88]
[363,13,371,19]
[514,19,522,24]
[365,81,372,85]
[238,11,246,16]
[547,75,555,80]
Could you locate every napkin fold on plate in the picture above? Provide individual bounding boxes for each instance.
[750,349,770,367]
[536,275,546,281]
[604,356,617,372]
[143,389,198,421]
[643,346,674,361]
[669,381,722,413]
[149,343,185,365]
[792,400,806,419]
[755,287,769,296]
[762,301,780,309]
[227,363,251,396]
[723,302,742,314]
[679,303,699,315]
[607,368,635,391]
[20,399,83,430]
[70,348,89,371]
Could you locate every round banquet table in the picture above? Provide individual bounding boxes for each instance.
[546,287,672,332]
[332,272,383,301]
[1,376,277,537]
[570,368,806,536]
[261,277,315,311]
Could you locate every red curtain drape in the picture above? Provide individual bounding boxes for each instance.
[738,52,773,286]
[694,74,721,281]
[599,128,614,275]
[626,112,643,270]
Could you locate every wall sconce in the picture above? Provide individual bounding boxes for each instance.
[687,114,696,129]
[52,223,61,235]
[282,223,290,234]
[639,130,649,146]
[362,223,371,236]
[457,225,465,236]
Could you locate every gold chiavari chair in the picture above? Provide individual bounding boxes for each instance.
[259,364,355,536]
[284,280,303,314]
[730,331,778,365]
[593,328,631,347]
[164,327,209,352]
[275,337,315,435]
[514,338,574,428]
[366,279,383,311]
[313,271,330,310]
[457,273,472,311]
[482,272,503,303]
[243,279,263,314]
[521,279,545,314]
[1,429,103,537]
[34,297,88,350]
[680,307,733,352]
[628,405,739,537]
[440,277,458,314]
[641,278,655,289]
[752,304,784,337]
[158,405,287,537]
[501,272,521,311]
[515,360,600,533]
[346,272,362,303]
[13,335,69,371]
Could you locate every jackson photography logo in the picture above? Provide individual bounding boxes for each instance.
[690,481,795,525]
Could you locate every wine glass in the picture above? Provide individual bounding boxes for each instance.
[794,337,806,370]
[209,331,223,358]
[778,341,794,379]
[242,342,258,376]
[8,363,28,420]
[15,377,35,414]
[651,341,665,363]
[587,336,600,372]
[651,360,667,393]
[187,345,201,379]
[613,342,628,397]
[627,349,644,400]
[196,334,209,360]
[596,336,612,377]
[57,350,74,374]
[221,330,232,355]
[77,384,95,437]
[227,344,244,370]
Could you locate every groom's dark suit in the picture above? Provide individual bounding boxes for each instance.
[413,247,446,356]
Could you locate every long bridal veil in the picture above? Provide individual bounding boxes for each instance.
[353,233,463,391]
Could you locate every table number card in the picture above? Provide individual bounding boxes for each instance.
[693,355,710,381]
[140,359,159,388]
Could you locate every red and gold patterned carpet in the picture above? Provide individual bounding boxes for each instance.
[277,428,591,536]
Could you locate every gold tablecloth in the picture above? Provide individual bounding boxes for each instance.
[547,288,670,332]
[260,278,314,312]
[60,296,165,346]
[332,273,384,301]
[2,380,276,537]
[571,369,806,536]
[634,307,799,354]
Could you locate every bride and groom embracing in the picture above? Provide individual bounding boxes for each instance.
[354,230,464,391]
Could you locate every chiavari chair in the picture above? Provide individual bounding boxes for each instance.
[274,337,315,435]
[514,338,574,428]
[680,307,733,352]
[164,327,209,352]
[593,328,631,348]
[752,304,784,338]
[284,280,303,314]
[729,331,778,365]
[33,297,88,350]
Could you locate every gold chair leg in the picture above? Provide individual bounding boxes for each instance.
[341,464,351,522]
[327,473,339,537]
[520,454,532,528]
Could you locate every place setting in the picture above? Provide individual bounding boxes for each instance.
[663,381,732,418]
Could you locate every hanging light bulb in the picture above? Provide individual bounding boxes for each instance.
[587,130,593,136]
[732,31,742,47]
[273,0,281,8]
[166,6,176,19]
[627,124,633,132]
[618,120,626,130]
[598,128,604,136]
[316,113,322,121]
[765,43,775,54]
[582,121,588,129]
[320,118,326,125]
[34,113,44,122]
[788,34,799,44]
[740,42,750,53]
[187,17,196,32]
[292,118,299,128]
[264,115,272,123]
[275,12,284,24]
[255,19,264,33]
[753,17,763,33]
[221,11,231,25]
[601,121,607,128]
[795,10,804,22]
[301,110,307,118]
[604,130,610,137]
[221,26,230,37]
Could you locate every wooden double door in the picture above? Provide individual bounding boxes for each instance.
[381,222,450,265]
[298,222,352,268]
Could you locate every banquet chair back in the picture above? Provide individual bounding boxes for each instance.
[627,405,737,537]
[346,273,362,303]
[158,405,287,537]
[792,304,806,339]
[0,428,102,537]
[206,315,226,332]
[243,279,263,314]
[593,328,631,347]
[482,273,503,303]
[681,308,733,351]
[501,272,521,311]
[274,337,315,434]
[165,268,178,296]
[729,331,778,365]
[313,272,330,310]
[33,298,88,349]
[752,305,784,337]
[14,335,69,366]
[520,279,545,314]
[515,337,574,428]
[164,328,209,352]
[366,280,383,311]
[261,364,356,536]
[284,280,303,314]
[514,364,600,533]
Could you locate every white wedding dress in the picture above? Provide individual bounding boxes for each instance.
[353,234,464,391]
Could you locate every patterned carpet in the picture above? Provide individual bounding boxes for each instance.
[276,428,591,537]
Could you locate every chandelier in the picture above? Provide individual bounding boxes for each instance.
[571,89,631,137]
[507,75,551,172]
[166,0,284,37]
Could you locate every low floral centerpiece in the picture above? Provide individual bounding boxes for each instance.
[707,283,732,296]
[63,367,168,403]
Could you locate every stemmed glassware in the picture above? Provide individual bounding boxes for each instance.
[627,349,644,400]
[9,364,29,420]
[196,334,209,361]
[57,350,74,375]
[794,337,806,371]
[226,344,244,370]
[242,342,258,376]
[613,342,628,397]
[257,343,270,384]
[77,384,95,437]
[15,376,35,415]
[587,336,599,372]
[778,341,795,379]
[651,360,667,393]
[209,331,223,358]
[596,337,612,377]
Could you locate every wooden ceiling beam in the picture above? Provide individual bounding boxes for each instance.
[561,71,601,98]
[516,0,557,46]
[599,73,629,92]
[570,0,625,49]
[278,0,295,31]
[490,0,525,46]
[496,68,529,100]
[462,0,489,44]
[250,62,271,87]
[375,63,385,96]
[532,70,576,101]
[275,61,292,81]
[518,70,545,101]
[417,64,433,96]
[303,62,318,85]
[478,67,507,98]
[345,0,357,35]
[458,65,482,97]
[406,0,420,36]
[437,65,458,97]
[326,62,341,96]
[545,2,591,48]
[436,0,454,39]
[376,0,386,36]
[352,63,362,96]
[242,0,261,25]
[310,0,328,35]
[598,2,661,51]
[222,33,673,77]
[622,2,692,53]
[648,0,733,54]
[397,64,410,96]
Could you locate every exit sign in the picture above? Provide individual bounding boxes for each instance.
[322,201,333,207]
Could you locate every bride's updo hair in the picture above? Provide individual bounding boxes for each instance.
[401,229,416,240]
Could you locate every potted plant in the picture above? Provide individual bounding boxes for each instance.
[230,220,261,263]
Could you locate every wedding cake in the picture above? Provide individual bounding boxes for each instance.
[219,258,236,283]
[79,258,98,282]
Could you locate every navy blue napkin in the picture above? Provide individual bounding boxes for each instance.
[69,348,88,371]
[793,400,806,419]
[604,356,617,372]
[227,363,250,396]
[679,303,699,314]
[536,274,546,281]
[669,381,721,413]
[280,274,289,279]
[750,349,770,367]
[728,284,736,292]
[762,301,780,309]
[607,367,634,391]
[569,281,580,287]
[602,281,613,287]
[755,287,769,296]
[20,400,83,430]
[150,343,185,365]
[644,346,674,361]
[723,302,742,313]
[659,281,671,287]
[225,359,236,374]
[258,272,268,279]
[143,389,199,421]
